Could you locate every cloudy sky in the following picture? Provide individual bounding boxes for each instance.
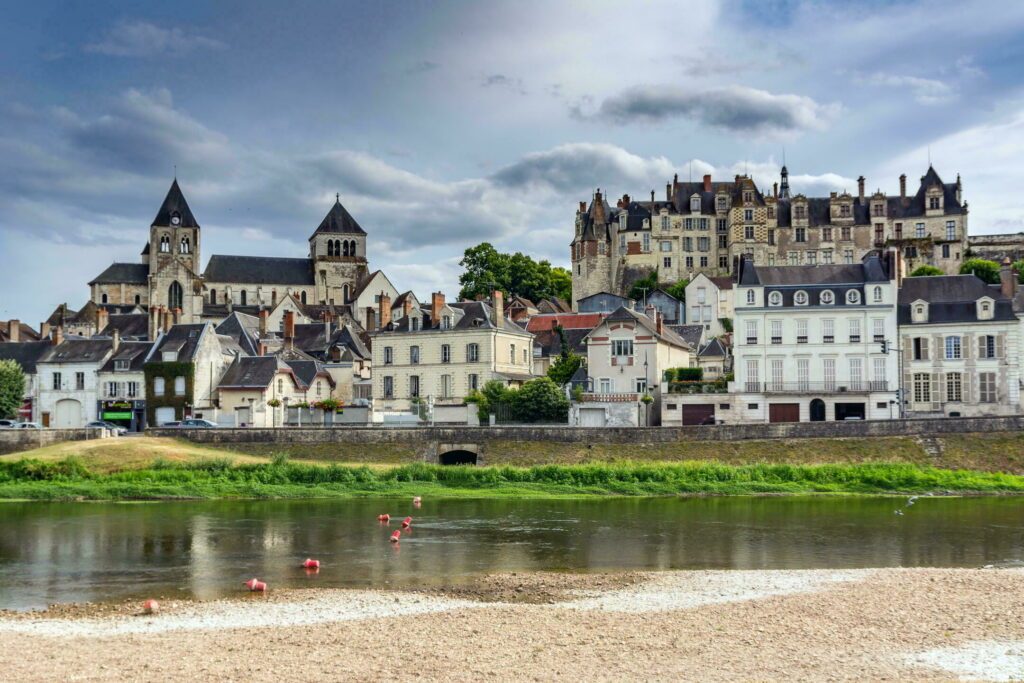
[3,0,1024,324]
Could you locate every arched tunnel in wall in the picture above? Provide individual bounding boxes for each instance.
[438,450,479,466]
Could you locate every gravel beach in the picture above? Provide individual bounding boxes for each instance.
[1,568,1022,681]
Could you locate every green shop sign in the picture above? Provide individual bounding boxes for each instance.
[102,412,133,420]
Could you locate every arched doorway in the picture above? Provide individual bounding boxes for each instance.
[54,399,82,428]
[439,450,478,466]
[809,398,826,422]
[168,281,184,310]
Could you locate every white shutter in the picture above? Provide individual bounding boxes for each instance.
[930,373,941,411]
[997,334,1006,359]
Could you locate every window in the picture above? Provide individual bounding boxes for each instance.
[441,344,451,363]
[767,206,775,219]
[797,359,809,391]
[846,290,861,305]
[770,319,782,344]
[945,336,962,360]
[745,359,759,392]
[979,373,997,403]
[820,290,834,305]
[75,372,85,391]
[660,240,672,252]
[442,315,451,329]
[843,249,854,264]
[384,346,393,364]
[684,237,693,252]
[127,381,138,398]
[719,256,729,269]
[746,290,755,305]
[664,257,672,269]
[875,224,884,245]
[788,290,805,307]
[744,225,755,240]
[635,377,648,394]
[769,359,783,391]
[873,286,883,303]
[315,381,322,397]
[690,305,701,322]
[159,234,170,252]
[946,373,962,402]
[698,236,709,252]
[822,250,833,264]
[874,203,884,217]
[599,378,612,393]
[873,358,886,388]
[942,244,950,258]
[807,251,817,265]
[848,318,861,343]
[685,257,694,269]
[821,227,833,242]
[849,357,863,391]
[135,294,141,305]
[180,237,190,254]
[619,213,627,229]
[468,374,479,391]
[717,197,727,212]
[467,343,479,362]
[168,281,184,311]
[661,215,669,230]
[768,229,775,246]
[823,358,836,391]
[796,319,808,343]
[700,218,708,230]
[913,373,931,403]
[768,291,782,307]
[510,344,517,364]
[643,234,651,252]
[410,346,420,364]
[915,222,926,238]
[383,376,394,398]
[114,360,130,371]
[795,228,806,243]
[745,320,758,345]
[795,205,806,220]
[598,242,606,255]
[620,234,626,252]
[702,304,711,319]
[717,218,727,232]
[822,319,834,343]
[743,191,753,203]
[839,226,851,241]
[611,339,634,357]
[979,335,996,359]
[744,209,753,222]
[410,375,420,398]
[690,195,701,212]
[441,374,453,398]
[946,221,956,241]
[840,204,851,218]
[171,376,183,395]
[210,289,217,304]
[872,318,885,343]
[718,235,727,249]
[411,316,420,331]
[106,382,118,397]
[153,377,165,396]
[895,223,903,239]
[929,196,940,210]
[685,218,693,231]
[788,251,798,266]
[912,337,929,361]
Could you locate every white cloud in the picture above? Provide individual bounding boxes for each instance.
[854,72,956,105]
[85,20,225,57]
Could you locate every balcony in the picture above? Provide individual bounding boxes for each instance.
[745,381,889,394]
[666,381,729,395]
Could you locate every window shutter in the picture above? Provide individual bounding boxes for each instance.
[978,336,986,359]
[930,373,941,411]
[939,373,947,403]
[921,338,929,361]
[963,334,972,360]
[902,337,912,364]
[963,371,973,404]
[997,334,1005,359]
[902,372,911,409]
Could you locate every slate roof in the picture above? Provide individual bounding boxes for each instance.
[0,341,53,374]
[215,312,260,356]
[98,314,150,340]
[88,263,149,286]
[284,359,335,388]
[150,324,208,362]
[670,179,737,215]
[532,327,590,357]
[310,196,366,238]
[708,276,734,290]
[153,179,199,228]
[201,303,263,319]
[698,337,728,358]
[897,275,1017,324]
[600,306,693,350]
[738,254,890,286]
[0,321,41,342]
[219,356,297,389]
[39,339,114,364]
[203,255,315,285]
[668,324,704,349]
[99,341,153,372]
[45,304,75,326]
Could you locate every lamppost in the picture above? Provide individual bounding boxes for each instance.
[282,396,290,428]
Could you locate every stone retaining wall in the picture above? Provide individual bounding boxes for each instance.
[0,428,105,456]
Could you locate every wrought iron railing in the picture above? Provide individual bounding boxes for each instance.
[742,381,889,394]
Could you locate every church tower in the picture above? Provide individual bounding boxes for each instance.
[309,194,369,305]
[147,180,203,324]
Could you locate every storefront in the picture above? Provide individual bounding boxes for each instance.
[99,400,146,431]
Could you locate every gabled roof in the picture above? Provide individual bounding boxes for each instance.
[698,337,728,358]
[215,312,260,356]
[532,327,590,357]
[284,359,335,388]
[99,341,153,372]
[525,312,608,333]
[203,255,315,285]
[150,324,209,362]
[219,356,298,389]
[593,306,692,350]
[668,324,704,349]
[0,341,53,374]
[897,275,1017,324]
[0,321,41,343]
[98,314,149,340]
[45,303,76,326]
[39,339,114,364]
[310,196,366,238]
[89,263,149,286]
[152,179,199,228]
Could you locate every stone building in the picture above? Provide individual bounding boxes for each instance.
[570,166,968,307]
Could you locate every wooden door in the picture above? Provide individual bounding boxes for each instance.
[768,403,800,423]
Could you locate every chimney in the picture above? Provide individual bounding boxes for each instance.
[857,175,866,201]
[592,189,606,224]
[7,320,19,343]
[645,303,657,321]
[51,325,64,346]
[665,182,672,201]
[284,310,296,347]
[1000,257,1017,299]
[96,308,109,335]
[656,311,664,337]
[899,174,907,199]
[492,290,504,327]
[322,310,332,342]
[162,307,172,333]
[431,292,445,327]
[379,292,392,329]
[703,174,712,193]
[40,322,51,340]
[773,182,778,198]
[403,297,414,319]
[578,201,586,213]
[172,307,182,325]
[650,189,655,203]
[365,307,376,331]
[111,328,120,353]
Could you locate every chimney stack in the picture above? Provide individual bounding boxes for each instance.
[259,309,269,337]
[492,290,504,328]
[773,182,778,198]
[656,311,664,337]
[322,310,332,342]
[403,297,415,319]
[431,292,445,327]
[40,322,51,341]
[284,310,296,347]
[857,175,866,201]
[111,327,120,353]
[7,320,19,343]
[650,189,655,203]
[1000,257,1017,299]
[162,307,172,333]
[172,307,182,325]
[379,292,392,329]
[96,307,109,335]
[51,325,64,346]
[703,174,712,193]
[899,174,907,199]
[365,307,376,331]
[665,182,671,201]
[578,201,586,213]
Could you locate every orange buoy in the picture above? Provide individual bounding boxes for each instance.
[412,496,422,505]
[302,558,320,569]
[402,516,412,528]
[378,514,391,523]
[142,599,159,615]
[390,530,401,543]
[244,578,268,592]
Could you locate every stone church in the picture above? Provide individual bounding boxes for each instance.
[87,180,374,332]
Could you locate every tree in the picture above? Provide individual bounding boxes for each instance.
[1014,260,1024,284]
[510,377,569,423]
[547,326,584,386]
[627,271,659,302]
[466,379,512,421]
[909,265,943,277]
[457,243,571,303]
[0,360,25,420]
[664,279,689,302]
[959,258,1001,285]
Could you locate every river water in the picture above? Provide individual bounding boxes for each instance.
[0,496,1022,611]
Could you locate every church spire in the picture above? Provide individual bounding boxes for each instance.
[779,164,791,199]
[152,179,199,228]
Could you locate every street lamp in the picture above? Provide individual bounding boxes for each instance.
[282,396,290,428]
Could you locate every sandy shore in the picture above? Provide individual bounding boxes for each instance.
[1,568,1022,681]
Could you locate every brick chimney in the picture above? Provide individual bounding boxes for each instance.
[111,327,120,353]
[656,311,664,337]
[492,290,504,327]
[258,309,269,337]
[51,325,64,346]
[172,307,182,325]
[592,190,606,224]
[322,310,332,342]
[773,182,778,198]
[431,292,445,327]
[703,174,712,193]
[899,174,907,199]
[162,307,172,333]
[365,307,376,331]
[857,175,865,201]
[7,320,19,343]
[379,292,392,329]
[403,297,415,319]
[578,201,586,213]
[665,182,671,201]
[96,308,109,335]
[1000,257,1017,299]
[40,322,51,340]
[284,310,296,347]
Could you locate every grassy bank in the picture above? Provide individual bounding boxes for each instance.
[2,456,1023,501]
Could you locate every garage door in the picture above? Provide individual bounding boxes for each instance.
[578,408,606,427]
[54,399,82,428]
[681,404,715,426]
[154,407,177,426]
[768,403,800,423]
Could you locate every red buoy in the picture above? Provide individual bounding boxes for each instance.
[390,530,401,543]
[244,578,268,592]
[142,599,159,615]
[378,514,391,523]
[302,558,320,569]
[402,516,413,528]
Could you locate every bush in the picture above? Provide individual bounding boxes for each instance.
[675,367,703,381]
[0,359,25,420]
[909,265,943,277]
[959,258,1001,284]
[509,377,569,423]
[720,318,733,334]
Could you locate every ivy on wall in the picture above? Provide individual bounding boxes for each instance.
[143,362,195,424]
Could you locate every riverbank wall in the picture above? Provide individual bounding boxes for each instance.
[0,428,105,456]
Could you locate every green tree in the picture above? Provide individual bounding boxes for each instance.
[510,377,569,423]
[959,258,1001,284]
[627,271,659,302]
[1013,260,1024,284]
[457,243,571,303]
[909,265,943,277]
[546,326,585,386]
[664,278,689,302]
[0,360,25,420]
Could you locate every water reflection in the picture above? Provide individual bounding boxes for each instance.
[0,496,1021,610]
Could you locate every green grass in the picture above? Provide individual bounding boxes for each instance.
[1,457,1023,501]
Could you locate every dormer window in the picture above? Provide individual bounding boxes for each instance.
[977,297,995,321]
[660,215,669,230]
[114,360,130,371]
[846,290,861,305]
[768,291,783,307]
[912,302,929,323]
[746,290,755,305]
[839,204,851,218]
[794,205,806,220]
[873,286,883,303]
[716,196,727,211]
[820,290,834,305]
[690,195,701,212]
[794,290,808,306]
[442,315,451,329]
[619,213,627,229]
[743,191,753,203]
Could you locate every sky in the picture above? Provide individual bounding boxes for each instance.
[3,0,1024,324]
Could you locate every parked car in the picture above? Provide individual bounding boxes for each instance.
[0,419,18,429]
[85,420,128,435]
[15,422,41,429]
[181,418,218,428]
[160,421,182,428]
